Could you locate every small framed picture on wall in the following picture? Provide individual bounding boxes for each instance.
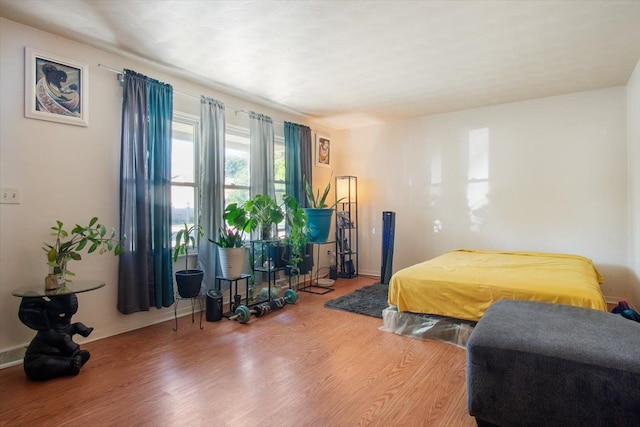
[24,47,89,126]
[315,135,331,168]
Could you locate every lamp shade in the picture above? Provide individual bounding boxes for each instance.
[336,175,357,202]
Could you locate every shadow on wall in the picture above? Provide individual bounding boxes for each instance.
[628,268,640,310]
[597,264,639,309]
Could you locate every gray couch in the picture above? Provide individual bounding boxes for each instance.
[466,300,640,427]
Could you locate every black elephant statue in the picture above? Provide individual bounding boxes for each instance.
[18,293,94,381]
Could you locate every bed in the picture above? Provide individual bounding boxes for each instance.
[388,249,607,322]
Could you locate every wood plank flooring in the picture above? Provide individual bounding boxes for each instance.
[0,276,476,427]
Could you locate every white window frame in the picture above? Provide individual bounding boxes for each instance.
[224,124,251,205]
[171,112,200,248]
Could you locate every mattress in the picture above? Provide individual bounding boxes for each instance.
[388,249,607,322]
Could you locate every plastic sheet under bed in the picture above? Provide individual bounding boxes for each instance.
[380,306,477,348]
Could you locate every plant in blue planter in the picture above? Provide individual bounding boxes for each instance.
[303,175,345,243]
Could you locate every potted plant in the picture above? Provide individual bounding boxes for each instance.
[282,194,311,275]
[210,203,254,279]
[303,175,345,243]
[243,194,284,241]
[43,217,124,289]
[173,222,204,298]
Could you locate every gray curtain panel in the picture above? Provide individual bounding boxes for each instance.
[197,96,225,291]
[249,112,275,199]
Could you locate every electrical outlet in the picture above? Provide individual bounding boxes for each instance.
[1,187,20,204]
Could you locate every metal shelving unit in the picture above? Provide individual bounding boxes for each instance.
[335,176,358,278]
[299,241,336,295]
[250,240,290,304]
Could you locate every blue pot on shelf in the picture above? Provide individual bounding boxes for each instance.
[304,208,333,243]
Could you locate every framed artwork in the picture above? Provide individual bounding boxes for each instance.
[25,47,89,126]
[315,135,331,168]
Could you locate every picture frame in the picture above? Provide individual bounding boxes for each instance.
[25,47,89,126]
[315,135,331,168]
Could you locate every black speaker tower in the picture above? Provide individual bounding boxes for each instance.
[381,211,395,285]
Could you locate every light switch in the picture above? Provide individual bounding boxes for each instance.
[1,187,21,204]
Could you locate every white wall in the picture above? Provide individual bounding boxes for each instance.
[0,18,332,363]
[335,87,633,305]
[627,60,640,307]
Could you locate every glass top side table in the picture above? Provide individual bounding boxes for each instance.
[12,279,105,298]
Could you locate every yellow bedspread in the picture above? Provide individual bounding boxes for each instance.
[388,249,607,321]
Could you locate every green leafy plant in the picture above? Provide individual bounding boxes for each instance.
[282,194,309,272]
[210,203,255,248]
[243,194,284,240]
[213,226,243,248]
[304,175,345,209]
[43,217,124,280]
[173,222,204,270]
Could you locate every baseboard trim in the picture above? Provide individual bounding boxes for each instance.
[0,345,27,370]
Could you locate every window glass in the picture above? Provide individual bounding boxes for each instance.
[274,135,286,236]
[171,186,196,226]
[274,136,285,203]
[225,126,250,207]
[171,121,195,183]
[171,113,199,247]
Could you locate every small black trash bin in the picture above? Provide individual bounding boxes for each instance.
[206,289,223,322]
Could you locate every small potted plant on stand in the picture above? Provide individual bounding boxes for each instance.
[43,217,124,290]
[173,223,204,298]
[304,175,344,243]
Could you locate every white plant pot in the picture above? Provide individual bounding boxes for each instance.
[218,246,246,279]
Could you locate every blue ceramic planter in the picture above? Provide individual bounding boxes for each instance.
[304,208,333,243]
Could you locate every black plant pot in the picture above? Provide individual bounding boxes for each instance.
[175,269,204,298]
[285,244,313,276]
[299,250,313,275]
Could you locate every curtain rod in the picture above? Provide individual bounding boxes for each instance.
[98,63,311,129]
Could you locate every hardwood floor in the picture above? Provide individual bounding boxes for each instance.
[0,276,476,427]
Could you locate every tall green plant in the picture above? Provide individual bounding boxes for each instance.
[304,175,345,209]
[282,194,309,272]
[173,223,204,271]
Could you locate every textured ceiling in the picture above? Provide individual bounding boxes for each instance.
[2,0,640,129]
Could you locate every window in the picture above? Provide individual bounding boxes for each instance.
[170,117,287,247]
[273,135,285,236]
[224,125,286,236]
[171,113,199,247]
[225,125,250,206]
